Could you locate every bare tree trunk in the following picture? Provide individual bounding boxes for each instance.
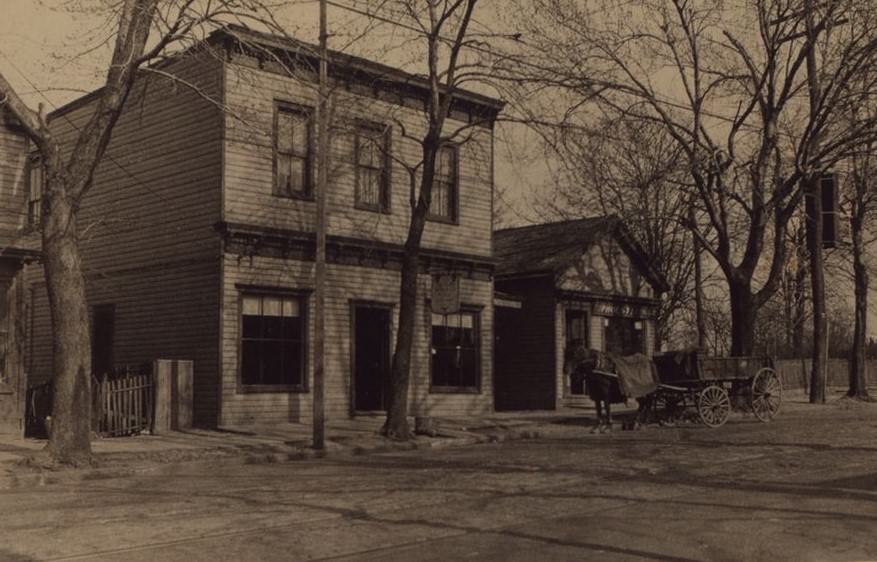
[849,212,870,399]
[384,206,429,440]
[384,145,438,440]
[729,280,756,356]
[43,192,92,465]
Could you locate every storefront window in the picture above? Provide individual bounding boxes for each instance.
[604,316,644,355]
[431,310,479,391]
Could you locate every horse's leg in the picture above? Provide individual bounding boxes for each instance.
[591,400,603,433]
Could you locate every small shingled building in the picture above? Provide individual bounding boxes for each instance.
[493,216,668,411]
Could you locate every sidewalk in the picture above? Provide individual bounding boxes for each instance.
[1,388,864,490]
[0,407,605,490]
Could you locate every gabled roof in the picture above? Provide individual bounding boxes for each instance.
[493,216,670,293]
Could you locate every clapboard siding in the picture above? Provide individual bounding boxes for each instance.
[220,253,493,424]
[222,59,494,258]
[31,53,226,425]
[25,259,220,423]
[493,276,556,410]
[49,54,224,274]
[0,120,28,237]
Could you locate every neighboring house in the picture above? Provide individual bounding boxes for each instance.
[0,110,40,436]
[493,216,668,411]
[27,26,503,427]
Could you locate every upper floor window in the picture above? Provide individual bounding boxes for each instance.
[354,123,390,212]
[428,144,457,222]
[274,103,312,198]
[240,293,307,391]
[27,152,43,227]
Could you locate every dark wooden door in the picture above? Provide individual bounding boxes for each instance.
[353,306,391,411]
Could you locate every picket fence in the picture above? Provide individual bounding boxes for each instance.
[94,367,154,437]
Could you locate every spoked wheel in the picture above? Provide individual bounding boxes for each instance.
[751,367,782,422]
[697,385,730,427]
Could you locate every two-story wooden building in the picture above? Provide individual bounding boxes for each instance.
[493,217,667,411]
[27,26,503,427]
[0,110,40,436]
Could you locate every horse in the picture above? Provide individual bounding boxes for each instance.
[566,346,623,433]
[566,346,654,434]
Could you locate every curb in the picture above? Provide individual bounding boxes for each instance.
[0,426,544,491]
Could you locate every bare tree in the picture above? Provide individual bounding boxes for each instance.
[842,148,877,399]
[508,0,877,367]
[0,0,270,465]
[348,0,496,440]
[538,115,697,348]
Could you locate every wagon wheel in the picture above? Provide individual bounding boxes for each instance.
[697,385,730,427]
[751,368,782,422]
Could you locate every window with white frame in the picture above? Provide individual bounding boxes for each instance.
[27,152,42,226]
[354,123,390,211]
[274,103,312,198]
[240,293,306,389]
[428,144,457,221]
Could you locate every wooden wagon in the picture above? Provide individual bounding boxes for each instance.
[648,350,783,427]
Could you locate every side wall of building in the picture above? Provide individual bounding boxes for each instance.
[28,52,225,426]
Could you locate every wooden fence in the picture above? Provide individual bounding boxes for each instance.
[774,358,877,390]
[94,367,154,437]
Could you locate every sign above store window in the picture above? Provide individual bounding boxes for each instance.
[431,274,461,314]
[592,301,655,319]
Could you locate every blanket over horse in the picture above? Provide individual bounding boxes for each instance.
[567,348,659,403]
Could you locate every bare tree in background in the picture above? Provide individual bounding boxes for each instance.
[0,0,271,465]
[843,146,877,400]
[507,0,877,370]
[539,116,697,348]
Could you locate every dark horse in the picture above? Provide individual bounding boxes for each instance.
[566,346,653,433]
[566,346,623,433]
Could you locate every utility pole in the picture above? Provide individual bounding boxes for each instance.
[313,0,329,448]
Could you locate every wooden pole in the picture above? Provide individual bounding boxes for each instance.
[312,0,328,449]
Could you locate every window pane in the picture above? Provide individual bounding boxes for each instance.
[282,298,300,318]
[241,340,262,385]
[432,347,451,387]
[242,296,261,316]
[291,116,308,154]
[263,296,282,317]
[460,349,477,387]
[277,112,295,153]
[262,340,284,384]
[360,169,381,206]
[263,315,283,339]
[276,154,292,194]
[431,181,448,217]
[282,315,302,341]
[287,158,305,194]
[283,344,303,386]
[242,314,261,339]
